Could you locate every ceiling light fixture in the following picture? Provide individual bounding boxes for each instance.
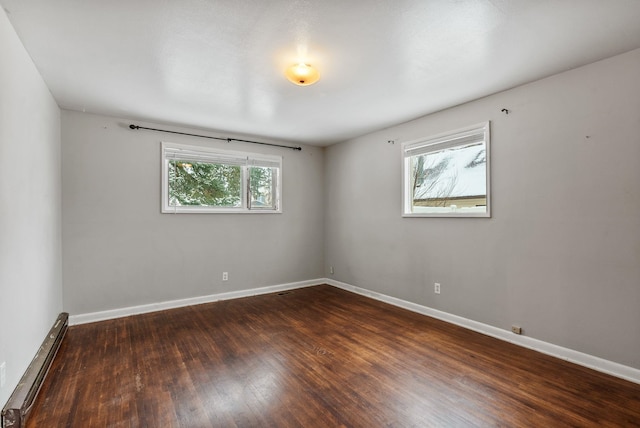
[285,63,320,86]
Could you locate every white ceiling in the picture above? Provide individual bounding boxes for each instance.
[3,1,640,146]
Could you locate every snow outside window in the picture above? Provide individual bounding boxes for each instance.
[402,122,491,217]
[161,142,282,213]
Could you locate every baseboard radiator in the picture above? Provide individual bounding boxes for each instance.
[2,312,69,428]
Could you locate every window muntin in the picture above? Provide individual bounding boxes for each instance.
[402,122,490,217]
[162,143,282,213]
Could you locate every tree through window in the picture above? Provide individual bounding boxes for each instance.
[402,122,491,217]
[162,143,282,213]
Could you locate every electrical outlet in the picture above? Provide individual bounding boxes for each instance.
[330,266,334,275]
[434,283,441,294]
[222,272,228,281]
[511,325,522,335]
[1,361,6,388]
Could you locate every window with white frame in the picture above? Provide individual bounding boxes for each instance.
[161,142,282,213]
[402,122,490,217]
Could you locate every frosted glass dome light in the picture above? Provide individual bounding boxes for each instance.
[285,63,320,86]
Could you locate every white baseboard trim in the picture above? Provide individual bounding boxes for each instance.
[325,278,640,385]
[69,278,640,385]
[69,278,325,326]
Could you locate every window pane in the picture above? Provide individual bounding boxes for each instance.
[162,142,283,214]
[249,166,275,209]
[168,160,241,207]
[411,142,487,212]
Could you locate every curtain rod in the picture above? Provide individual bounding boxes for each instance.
[128,124,302,151]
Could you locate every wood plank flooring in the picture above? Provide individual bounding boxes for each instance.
[26,285,640,427]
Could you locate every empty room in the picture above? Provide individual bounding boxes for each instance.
[1,1,640,426]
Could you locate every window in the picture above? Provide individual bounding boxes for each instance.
[402,122,490,217]
[161,142,281,213]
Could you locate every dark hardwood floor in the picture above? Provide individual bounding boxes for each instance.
[27,285,640,427]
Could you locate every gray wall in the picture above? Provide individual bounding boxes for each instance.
[4,6,637,405]
[0,9,62,405]
[61,111,325,315]
[324,48,640,369]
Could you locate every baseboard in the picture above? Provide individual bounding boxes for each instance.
[325,278,640,385]
[2,313,69,428]
[69,279,325,325]
[69,278,640,385]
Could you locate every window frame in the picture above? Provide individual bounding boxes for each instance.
[161,142,282,214]
[401,122,491,218]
